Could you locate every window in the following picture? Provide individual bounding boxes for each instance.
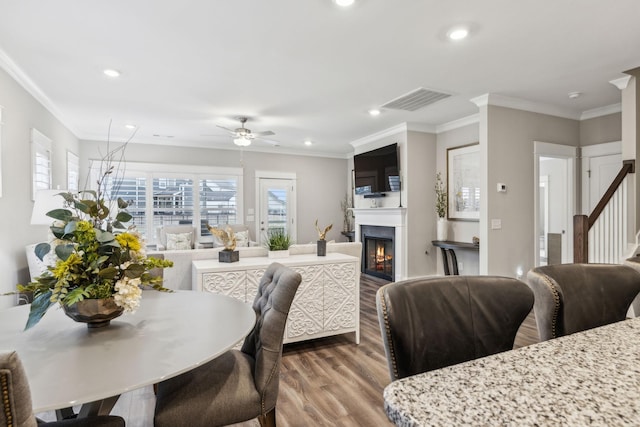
[89,162,243,245]
[0,106,3,197]
[67,151,80,191]
[31,129,52,200]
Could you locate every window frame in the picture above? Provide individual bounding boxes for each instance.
[31,128,53,200]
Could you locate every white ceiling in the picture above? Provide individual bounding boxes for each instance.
[1,1,639,157]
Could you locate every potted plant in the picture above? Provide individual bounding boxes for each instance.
[265,229,292,258]
[435,172,448,241]
[315,219,333,256]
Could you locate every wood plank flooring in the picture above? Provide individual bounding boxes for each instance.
[37,274,540,426]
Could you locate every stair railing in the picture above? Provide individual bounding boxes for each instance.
[574,159,635,263]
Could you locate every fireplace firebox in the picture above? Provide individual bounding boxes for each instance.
[361,225,395,281]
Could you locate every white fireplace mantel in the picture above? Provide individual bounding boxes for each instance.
[352,208,407,281]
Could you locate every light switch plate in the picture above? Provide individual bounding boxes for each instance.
[491,219,502,229]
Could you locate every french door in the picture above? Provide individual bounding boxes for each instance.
[257,177,296,245]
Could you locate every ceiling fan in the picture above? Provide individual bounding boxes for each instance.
[216,117,277,147]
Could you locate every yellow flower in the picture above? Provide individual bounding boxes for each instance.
[115,232,142,252]
[52,252,83,279]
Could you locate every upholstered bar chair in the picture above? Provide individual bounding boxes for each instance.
[376,276,534,381]
[0,351,125,427]
[527,263,640,342]
[154,263,302,427]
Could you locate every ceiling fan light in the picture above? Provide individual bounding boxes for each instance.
[234,136,251,147]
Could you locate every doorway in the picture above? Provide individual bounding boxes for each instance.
[581,141,622,214]
[534,142,577,266]
[255,172,297,245]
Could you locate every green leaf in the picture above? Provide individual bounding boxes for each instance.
[64,221,78,235]
[25,290,54,330]
[47,209,73,222]
[80,190,97,199]
[96,230,115,243]
[55,244,74,261]
[112,221,124,230]
[50,226,66,239]
[98,266,118,279]
[34,243,51,261]
[115,211,132,223]
[74,200,89,213]
[125,263,145,278]
[117,198,128,209]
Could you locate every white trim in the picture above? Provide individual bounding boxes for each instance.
[90,159,243,176]
[0,49,79,136]
[581,141,622,158]
[0,105,3,197]
[255,170,296,180]
[31,128,53,200]
[66,150,80,191]
[533,141,577,266]
[436,114,479,133]
[349,122,435,148]
[471,93,580,120]
[610,76,632,90]
[580,104,622,121]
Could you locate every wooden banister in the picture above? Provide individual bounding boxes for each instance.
[574,159,635,263]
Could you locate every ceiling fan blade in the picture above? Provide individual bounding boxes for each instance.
[252,130,275,137]
[216,125,236,134]
[256,137,280,146]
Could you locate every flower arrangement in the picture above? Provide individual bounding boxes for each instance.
[435,172,447,219]
[17,142,173,330]
[315,219,333,240]
[207,224,237,251]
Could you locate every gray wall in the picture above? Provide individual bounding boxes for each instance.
[0,67,79,309]
[435,123,480,275]
[79,140,349,246]
[483,106,579,277]
[580,112,622,146]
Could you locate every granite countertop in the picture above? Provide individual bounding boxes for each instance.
[384,317,640,426]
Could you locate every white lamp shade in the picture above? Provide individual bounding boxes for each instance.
[233,136,251,147]
[31,189,68,225]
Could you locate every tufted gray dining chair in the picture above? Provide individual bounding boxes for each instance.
[0,351,125,427]
[376,275,534,381]
[527,263,640,341]
[154,262,302,427]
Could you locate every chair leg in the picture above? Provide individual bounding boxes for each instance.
[258,407,276,427]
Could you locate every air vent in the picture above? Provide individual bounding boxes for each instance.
[381,88,451,111]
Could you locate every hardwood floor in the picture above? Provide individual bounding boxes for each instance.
[38,274,540,426]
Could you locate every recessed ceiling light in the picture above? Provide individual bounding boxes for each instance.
[103,69,121,78]
[568,91,582,99]
[447,27,469,41]
[335,0,355,7]
[125,124,136,129]
[304,140,313,146]
[368,109,381,116]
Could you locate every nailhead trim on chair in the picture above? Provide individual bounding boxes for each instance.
[378,288,399,380]
[1,371,14,427]
[539,274,561,338]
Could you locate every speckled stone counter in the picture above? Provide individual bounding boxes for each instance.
[384,317,640,426]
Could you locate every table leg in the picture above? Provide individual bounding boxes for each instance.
[440,248,451,275]
[77,395,121,417]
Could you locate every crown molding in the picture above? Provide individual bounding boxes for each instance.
[0,48,79,136]
[610,76,632,90]
[469,93,580,120]
[349,122,437,148]
[580,103,622,121]
[436,114,479,133]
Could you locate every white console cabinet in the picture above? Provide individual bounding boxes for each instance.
[192,253,360,344]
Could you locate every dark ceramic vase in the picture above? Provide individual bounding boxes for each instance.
[62,298,124,329]
[317,239,327,256]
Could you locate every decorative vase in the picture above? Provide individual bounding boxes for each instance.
[268,249,290,259]
[317,239,327,256]
[62,297,124,329]
[219,249,239,263]
[436,218,448,241]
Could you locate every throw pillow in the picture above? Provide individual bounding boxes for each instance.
[166,232,193,250]
[234,230,250,247]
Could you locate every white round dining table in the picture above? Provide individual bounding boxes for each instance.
[0,290,256,415]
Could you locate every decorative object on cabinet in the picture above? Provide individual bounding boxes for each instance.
[265,228,291,258]
[447,143,480,220]
[315,219,333,256]
[207,224,240,263]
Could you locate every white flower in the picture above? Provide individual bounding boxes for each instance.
[114,276,143,313]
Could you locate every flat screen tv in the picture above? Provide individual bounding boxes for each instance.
[354,143,400,195]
